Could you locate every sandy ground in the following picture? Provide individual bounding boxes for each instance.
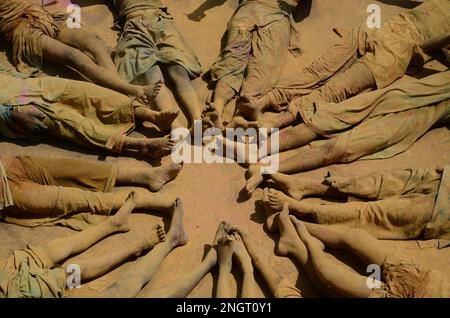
[0,0,449,298]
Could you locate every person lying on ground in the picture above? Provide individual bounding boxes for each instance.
[0,74,179,158]
[0,155,182,229]
[0,0,162,103]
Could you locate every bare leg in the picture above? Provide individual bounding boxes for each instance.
[134,106,179,133]
[292,220,391,266]
[238,95,273,122]
[67,224,166,281]
[166,64,203,127]
[245,140,334,194]
[275,124,319,153]
[56,27,117,72]
[238,94,274,116]
[269,172,341,200]
[244,165,265,196]
[262,187,280,233]
[266,188,321,217]
[35,192,137,265]
[225,110,295,131]
[41,35,162,102]
[100,198,188,297]
[232,227,283,297]
[110,188,176,214]
[293,219,377,298]
[202,105,260,133]
[275,203,344,297]
[216,234,235,298]
[213,134,259,165]
[140,222,228,297]
[278,142,333,174]
[259,111,296,130]
[140,66,184,129]
[116,160,183,192]
[121,135,176,158]
[231,235,258,298]
[210,80,236,130]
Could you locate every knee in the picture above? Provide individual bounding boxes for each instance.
[144,66,165,84]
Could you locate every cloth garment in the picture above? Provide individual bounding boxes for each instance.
[305,71,450,162]
[312,98,450,164]
[210,0,299,98]
[113,0,202,83]
[0,160,13,210]
[0,245,66,298]
[311,166,450,243]
[0,156,117,230]
[369,249,450,298]
[301,71,450,137]
[0,75,140,152]
[273,278,303,298]
[0,0,68,75]
[266,0,450,108]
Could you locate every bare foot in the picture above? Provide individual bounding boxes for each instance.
[142,192,176,212]
[144,110,179,133]
[267,188,299,211]
[156,223,166,242]
[140,136,176,158]
[146,162,183,192]
[135,223,167,256]
[214,134,257,165]
[203,221,231,267]
[270,173,307,200]
[262,187,280,233]
[276,203,298,257]
[244,165,264,196]
[109,191,137,232]
[227,116,261,130]
[231,235,253,273]
[166,198,189,247]
[139,80,163,104]
[218,234,235,272]
[201,103,225,131]
[238,96,264,121]
[291,217,325,251]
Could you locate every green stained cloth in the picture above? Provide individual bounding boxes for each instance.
[0,245,66,298]
[114,1,202,83]
[0,0,68,75]
[113,0,164,27]
[210,0,299,97]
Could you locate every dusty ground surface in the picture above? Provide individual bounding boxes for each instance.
[0,0,449,298]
